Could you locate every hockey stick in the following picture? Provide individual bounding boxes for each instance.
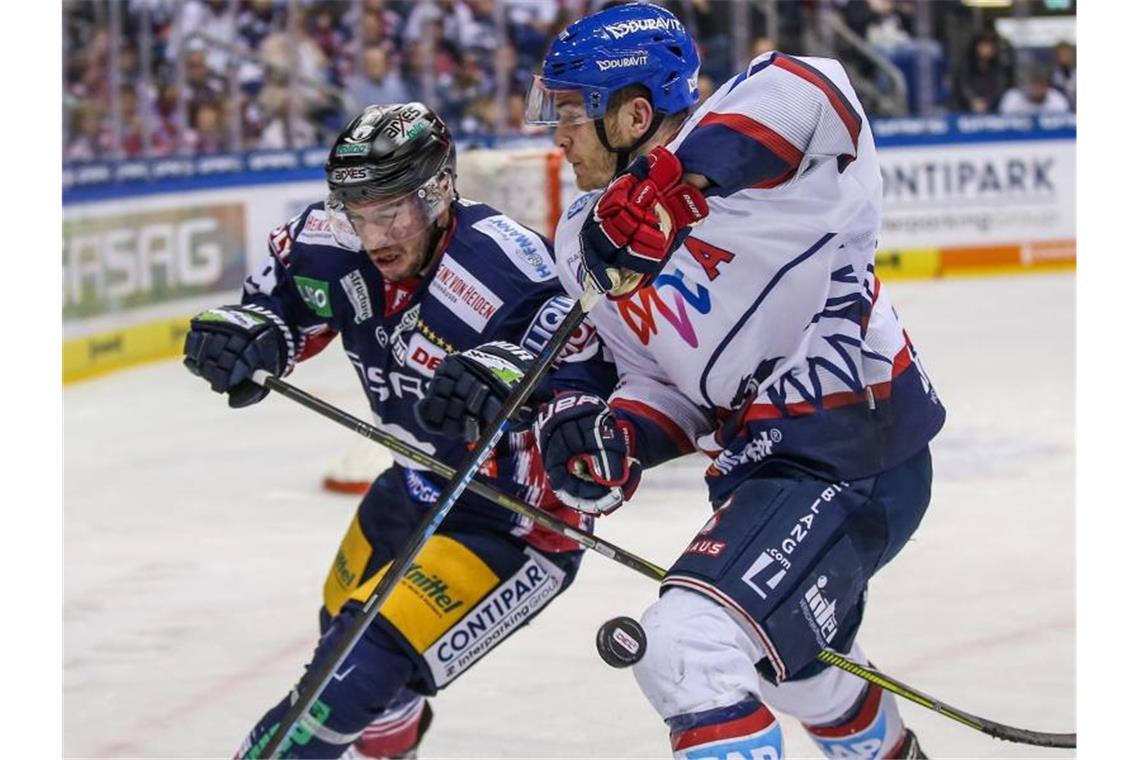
[253,287,603,759]
[255,373,1076,750]
[249,370,665,582]
[814,650,1075,748]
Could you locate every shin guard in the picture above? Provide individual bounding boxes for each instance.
[804,683,905,759]
[669,700,783,760]
[351,693,432,759]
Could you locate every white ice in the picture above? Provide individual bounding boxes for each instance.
[64,273,1075,759]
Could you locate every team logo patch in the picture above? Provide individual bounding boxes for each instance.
[473,216,555,282]
[427,254,503,330]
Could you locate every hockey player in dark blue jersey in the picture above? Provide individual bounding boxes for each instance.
[183,103,611,759]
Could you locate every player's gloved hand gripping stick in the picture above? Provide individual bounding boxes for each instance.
[578,146,709,296]
[252,278,627,759]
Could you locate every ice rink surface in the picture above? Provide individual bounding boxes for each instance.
[64,273,1075,759]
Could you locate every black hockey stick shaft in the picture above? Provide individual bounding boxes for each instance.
[251,373,665,581]
[257,371,1075,751]
[255,294,595,759]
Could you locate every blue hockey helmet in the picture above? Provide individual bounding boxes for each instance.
[524,3,700,127]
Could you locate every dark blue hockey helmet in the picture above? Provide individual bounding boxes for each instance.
[524,3,701,127]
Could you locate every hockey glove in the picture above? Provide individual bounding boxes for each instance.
[183,305,290,408]
[415,341,550,443]
[579,146,709,296]
[534,392,642,515]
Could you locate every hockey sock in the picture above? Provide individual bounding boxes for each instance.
[668,699,783,760]
[352,693,432,759]
[804,683,906,759]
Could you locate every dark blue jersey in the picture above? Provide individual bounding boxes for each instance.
[242,199,611,550]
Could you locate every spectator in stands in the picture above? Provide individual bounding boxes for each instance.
[998,66,1071,115]
[65,101,109,162]
[862,0,917,52]
[403,14,460,106]
[308,4,351,69]
[404,0,489,56]
[151,83,184,156]
[256,85,316,150]
[438,50,493,126]
[187,101,228,154]
[344,45,412,113]
[117,84,146,158]
[751,35,776,59]
[1051,40,1075,108]
[954,31,1012,114]
[183,46,227,113]
[238,0,285,51]
[504,0,561,68]
[175,0,237,74]
[258,9,336,144]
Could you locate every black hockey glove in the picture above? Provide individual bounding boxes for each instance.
[183,305,290,408]
[534,392,642,515]
[415,341,551,443]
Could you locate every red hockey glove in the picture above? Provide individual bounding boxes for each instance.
[579,147,709,296]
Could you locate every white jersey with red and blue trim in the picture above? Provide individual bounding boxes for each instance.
[554,52,945,501]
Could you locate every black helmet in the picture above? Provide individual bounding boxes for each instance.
[325,102,458,206]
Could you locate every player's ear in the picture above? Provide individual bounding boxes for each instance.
[628,96,655,140]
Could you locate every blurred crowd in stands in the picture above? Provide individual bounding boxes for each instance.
[64,0,1077,162]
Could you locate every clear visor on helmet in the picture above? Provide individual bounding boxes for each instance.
[326,175,451,250]
[523,75,611,127]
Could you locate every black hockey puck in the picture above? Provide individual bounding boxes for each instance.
[596,616,647,668]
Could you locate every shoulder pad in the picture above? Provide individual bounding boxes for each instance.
[295,205,361,252]
[470,214,557,282]
[565,191,600,222]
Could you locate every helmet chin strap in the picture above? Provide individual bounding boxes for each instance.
[593,111,665,180]
[414,202,457,278]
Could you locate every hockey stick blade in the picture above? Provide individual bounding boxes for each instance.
[816,649,1076,749]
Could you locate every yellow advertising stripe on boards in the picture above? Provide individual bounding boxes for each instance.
[65,239,1076,384]
[63,315,192,384]
[874,243,1076,281]
[874,248,941,280]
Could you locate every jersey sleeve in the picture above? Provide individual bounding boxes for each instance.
[673,53,864,197]
[240,209,339,368]
[603,324,714,469]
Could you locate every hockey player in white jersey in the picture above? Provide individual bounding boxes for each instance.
[418,3,945,758]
